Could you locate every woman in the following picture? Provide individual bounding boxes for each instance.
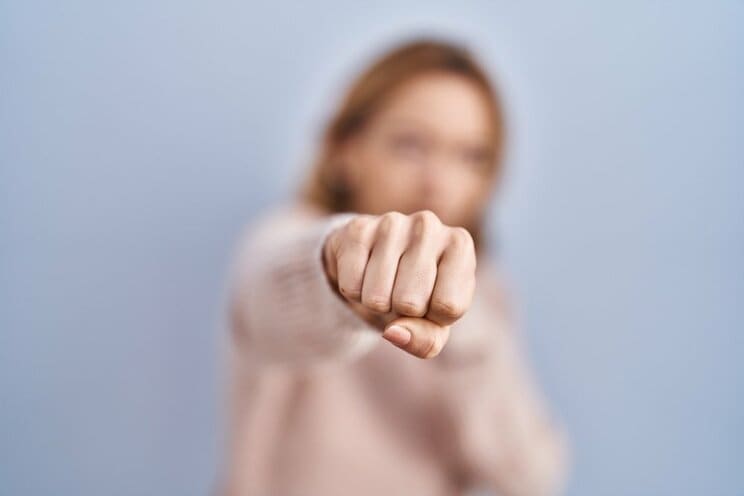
[222,39,568,495]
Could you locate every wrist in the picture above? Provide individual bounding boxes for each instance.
[317,212,357,291]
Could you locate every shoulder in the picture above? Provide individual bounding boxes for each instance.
[234,201,331,248]
[248,201,329,234]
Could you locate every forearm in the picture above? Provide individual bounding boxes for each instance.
[228,207,379,367]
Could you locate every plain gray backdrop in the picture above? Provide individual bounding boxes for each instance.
[2,1,743,495]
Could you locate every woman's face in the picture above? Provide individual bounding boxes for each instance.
[341,72,499,229]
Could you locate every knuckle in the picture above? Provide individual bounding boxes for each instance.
[339,284,362,300]
[377,211,405,236]
[382,210,406,224]
[449,227,474,248]
[413,209,440,225]
[411,210,441,240]
[393,298,427,317]
[362,293,390,313]
[430,298,465,320]
[345,216,371,240]
[415,209,439,221]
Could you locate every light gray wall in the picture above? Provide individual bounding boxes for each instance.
[2,1,742,495]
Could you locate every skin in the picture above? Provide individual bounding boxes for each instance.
[322,72,500,359]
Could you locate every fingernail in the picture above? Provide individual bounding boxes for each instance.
[382,325,411,347]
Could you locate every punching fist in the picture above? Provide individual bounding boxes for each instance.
[322,210,477,359]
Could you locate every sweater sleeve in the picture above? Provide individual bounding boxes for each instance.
[228,205,380,368]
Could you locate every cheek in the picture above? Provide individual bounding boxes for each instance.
[433,168,492,222]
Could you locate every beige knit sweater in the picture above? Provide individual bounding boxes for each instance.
[221,202,568,496]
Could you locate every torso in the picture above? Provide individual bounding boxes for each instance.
[223,263,510,496]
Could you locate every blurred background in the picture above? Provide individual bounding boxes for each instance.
[2,1,743,495]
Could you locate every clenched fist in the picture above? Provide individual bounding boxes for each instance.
[322,210,477,359]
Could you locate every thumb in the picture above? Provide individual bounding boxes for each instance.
[382,316,451,359]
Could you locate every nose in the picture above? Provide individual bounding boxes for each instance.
[417,159,450,206]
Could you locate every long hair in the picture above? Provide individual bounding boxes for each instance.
[298,38,506,252]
